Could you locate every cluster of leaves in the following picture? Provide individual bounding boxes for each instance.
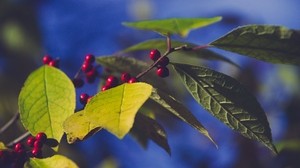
[1,16,300,167]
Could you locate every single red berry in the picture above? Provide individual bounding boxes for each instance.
[72,78,84,88]
[42,55,52,64]
[106,75,118,87]
[156,67,169,78]
[149,49,161,61]
[157,57,169,67]
[101,85,111,91]
[35,132,47,143]
[81,62,93,72]
[34,140,43,149]
[85,54,95,63]
[48,59,59,68]
[80,93,90,105]
[27,136,36,147]
[14,143,24,152]
[31,148,42,158]
[128,77,137,83]
[121,72,131,83]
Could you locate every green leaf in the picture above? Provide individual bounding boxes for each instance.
[150,88,217,147]
[211,25,300,65]
[0,141,7,150]
[84,83,152,139]
[131,113,171,155]
[172,63,277,154]
[24,155,78,168]
[63,110,101,143]
[276,139,300,152]
[122,39,238,67]
[96,56,170,93]
[123,17,222,37]
[18,66,76,142]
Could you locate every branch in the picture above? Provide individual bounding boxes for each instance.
[0,112,20,134]
[7,132,31,147]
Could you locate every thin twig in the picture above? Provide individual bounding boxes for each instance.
[0,112,20,134]
[7,131,31,147]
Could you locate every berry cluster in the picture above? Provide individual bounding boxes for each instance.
[42,55,60,68]
[149,49,170,78]
[0,132,52,168]
[73,54,98,88]
[101,73,137,91]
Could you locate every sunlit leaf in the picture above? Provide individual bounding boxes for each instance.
[122,39,238,67]
[123,17,222,37]
[0,141,6,150]
[131,113,171,155]
[84,83,152,139]
[172,63,277,154]
[18,66,76,142]
[211,25,300,65]
[63,110,101,144]
[150,88,216,147]
[24,155,78,168]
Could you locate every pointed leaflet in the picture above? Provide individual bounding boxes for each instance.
[18,66,75,142]
[63,110,101,143]
[84,83,152,139]
[211,25,300,65]
[24,155,78,168]
[172,63,277,154]
[123,17,222,37]
[131,113,171,155]
[122,39,238,67]
[96,56,170,93]
[150,88,216,147]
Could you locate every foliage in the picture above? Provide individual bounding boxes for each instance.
[1,17,300,167]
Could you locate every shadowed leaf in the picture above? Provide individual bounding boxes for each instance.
[211,25,300,65]
[172,63,277,154]
[123,17,222,37]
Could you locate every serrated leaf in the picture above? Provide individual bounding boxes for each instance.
[131,113,171,155]
[150,88,217,147]
[122,39,238,67]
[211,25,300,65]
[24,155,78,168]
[18,66,75,142]
[123,17,222,37]
[172,63,277,154]
[63,110,101,144]
[84,83,152,139]
[96,56,170,93]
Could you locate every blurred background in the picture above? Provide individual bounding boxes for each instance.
[0,0,300,167]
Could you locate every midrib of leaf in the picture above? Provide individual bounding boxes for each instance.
[173,19,181,35]
[182,68,270,149]
[119,85,126,132]
[43,67,54,138]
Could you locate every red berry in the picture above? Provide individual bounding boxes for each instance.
[34,140,43,148]
[43,55,52,64]
[85,68,98,83]
[81,62,93,72]
[156,67,169,78]
[31,148,42,158]
[158,57,169,67]
[35,132,47,143]
[72,78,84,88]
[121,72,131,83]
[101,85,111,91]
[106,75,118,87]
[48,59,59,68]
[14,143,24,152]
[128,77,137,83]
[85,54,95,63]
[149,49,161,61]
[80,93,90,105]
[27,136,36,147]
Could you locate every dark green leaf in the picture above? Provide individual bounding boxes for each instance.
[150,88,216,147]
[211,25,300,65]
[131,113,171,155]
[123,17,222,37]
[122,39,238,67]
[172,63,277,154]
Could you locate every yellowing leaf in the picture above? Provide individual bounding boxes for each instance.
[18,66,76,142]
[0,141,7,150]
[24,155,78,168]
[123,17,222,37]
[85,83,152,139]
[63,110,101,143]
